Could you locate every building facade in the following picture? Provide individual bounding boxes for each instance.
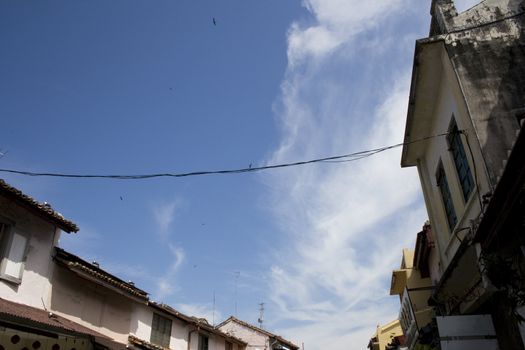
[0,179,247,350]
[367,319,406,350]
[390,247,433,350]
[400,0,525,348]
[217,317,298,350]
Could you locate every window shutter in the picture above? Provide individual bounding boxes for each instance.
[3,232,27,279]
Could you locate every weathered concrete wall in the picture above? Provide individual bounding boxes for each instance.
[431,0,524,35]
[433,0,525,186]
[0,196,60,309]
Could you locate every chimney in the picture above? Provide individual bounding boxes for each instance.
[429,0,458,36]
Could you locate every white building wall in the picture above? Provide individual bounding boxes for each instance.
[0,196,60,309]
[416,49,491,275]
[218,322,268,350]
[130,303,152,341]
[170,321,190,350]
[50,266,134,343]
[194,331,243,350]
[130,305,239,350]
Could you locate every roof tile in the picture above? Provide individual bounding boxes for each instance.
[0,179,79,233]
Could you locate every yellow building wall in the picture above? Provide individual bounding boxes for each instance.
[369,319,403,350]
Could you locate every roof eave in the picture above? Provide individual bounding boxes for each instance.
[219,316,298,349]
[401,39,424,168]
[54,248,149,300]
[401,37,446,168]
[0,179,79,233]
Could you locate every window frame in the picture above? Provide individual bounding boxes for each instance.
[0,220,30,284]
[446,117,475,202]
[198,334,209,350]
[225,341,233,350]
[150,313,172,348]
[436,161,457,232]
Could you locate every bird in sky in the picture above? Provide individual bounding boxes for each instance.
[213,18,217,26]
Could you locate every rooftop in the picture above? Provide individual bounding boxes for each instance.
[216,316,299,350]
[149,302,247,346]
[54,247,149,301]
[0,179,79,233]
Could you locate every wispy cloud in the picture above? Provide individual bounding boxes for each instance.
[154,243,185,301]
[152,199,183,236]
[287,0,404,66]
[265,0,428,348]
[176,302,222,326]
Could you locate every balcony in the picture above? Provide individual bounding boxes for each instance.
[390,269,408,295]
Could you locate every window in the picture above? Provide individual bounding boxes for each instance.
[0,222,29,283]
[198,334,209,350]
[225,341,233,350]
[436,162,457,231]
[150,313,172,348]
[447,118,474,201]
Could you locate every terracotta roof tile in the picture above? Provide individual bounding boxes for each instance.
[128,335,168,350]
[0,297,126,349]
[0,179,78,233]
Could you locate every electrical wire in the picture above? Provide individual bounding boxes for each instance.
[0,132,451,181]
[444,10,524,36]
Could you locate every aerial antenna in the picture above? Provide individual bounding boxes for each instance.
[234,271,240,316]
[212,290,216,326]
[258,302,265,329]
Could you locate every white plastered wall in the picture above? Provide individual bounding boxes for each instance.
[0,196,60,309]
[218,321,268,350]
[50,266,135,343]
[416,46,491,276]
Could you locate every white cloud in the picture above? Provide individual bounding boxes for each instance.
[177,303,222,326]
[152,199,183,236]
[264,0,428,349]
[287,0,406,66]
[154,243,185,301]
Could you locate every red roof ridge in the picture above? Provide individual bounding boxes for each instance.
[0,297,125,349]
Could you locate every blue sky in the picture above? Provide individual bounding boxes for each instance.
[0,0,480,348]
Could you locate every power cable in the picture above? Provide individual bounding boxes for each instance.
[0,132,451,181]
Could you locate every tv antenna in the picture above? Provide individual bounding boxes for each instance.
[212,290,216,326]
[258,302,265,329]
[234,271,240,316]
